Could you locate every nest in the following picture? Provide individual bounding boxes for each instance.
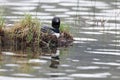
[0,25,73,51]
[0,15,73,51]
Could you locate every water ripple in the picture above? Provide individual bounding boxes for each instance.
[0,69,8,72]
[41,5,55,9]
[12,12,51,15]
[45,8,69,12]
[0,77,48,80]
[1,2,38,6]
[76,66,100,70]
[5,64,19,67]
[92,62,120,66]
[29,59,47,64]
[85,51,120,56]
[50,77,74,80]
[11,6,36,11]
[45,73,66,76]
[12,73,34,77]
[74,37,97,41]
[69,72,111,78]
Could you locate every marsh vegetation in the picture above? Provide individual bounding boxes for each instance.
[0,14,73,54]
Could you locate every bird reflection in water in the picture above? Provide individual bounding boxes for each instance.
[49,49,60,68]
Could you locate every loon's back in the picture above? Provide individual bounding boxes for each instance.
[41,25,60,38]
[41,25,54,34]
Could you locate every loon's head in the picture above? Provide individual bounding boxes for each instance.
[52,17,60,33]
[50,17,60,38]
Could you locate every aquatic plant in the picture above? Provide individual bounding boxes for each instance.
[0,13,73,52]
[0,13,5,47]
[0,6,5,31]
[0,15,5,31]
[12,14,41,46]
[60,23,70,33]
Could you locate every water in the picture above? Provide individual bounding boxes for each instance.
[0,0,120,80]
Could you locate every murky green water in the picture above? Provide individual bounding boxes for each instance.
[0,0,120,80]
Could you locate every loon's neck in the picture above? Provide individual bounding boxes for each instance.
[52,28,60,38]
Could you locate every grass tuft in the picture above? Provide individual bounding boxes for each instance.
[60,22,70,33]
[12,14,41,46]
[0,15,5,31]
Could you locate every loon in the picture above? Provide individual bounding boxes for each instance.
[41,17,60,38]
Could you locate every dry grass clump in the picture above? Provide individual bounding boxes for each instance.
[0,15,5,36]
[10,14,41,49]
[13,15,40,39]
[0,15,5,47]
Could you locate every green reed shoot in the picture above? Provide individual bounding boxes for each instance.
[0,15,5,30]
[20,14,41,43]
[60,23,70,33]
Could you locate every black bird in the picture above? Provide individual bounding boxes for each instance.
[41,17,60,37]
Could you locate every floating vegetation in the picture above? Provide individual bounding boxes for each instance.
[0,14,73,54]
